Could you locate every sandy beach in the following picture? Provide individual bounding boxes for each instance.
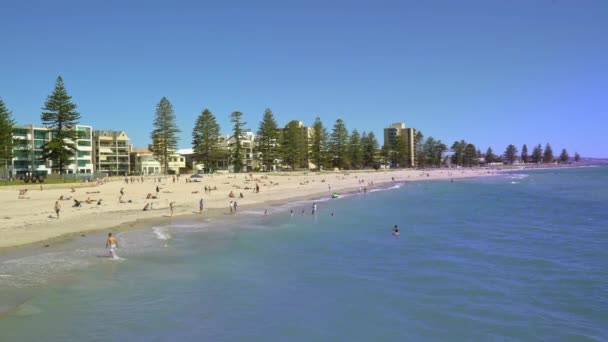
[0,168,499,250]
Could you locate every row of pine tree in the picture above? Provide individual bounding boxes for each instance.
[0,77,582,174]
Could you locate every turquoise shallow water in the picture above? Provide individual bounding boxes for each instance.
[1,167,607,341]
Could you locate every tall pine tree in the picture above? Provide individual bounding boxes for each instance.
[40,76,81,175]
[255,108,279,171]
[362,131,379,169]
[151,97,181,174]
[192,109,220,172]
[521,144,529,163]
[329,119,349,169]
[310,117,328,171]
[0,98,15,178]
[574,152,581,162]
[543,143,554,163]
[280,120,308,170]
[414,131,425,167]
[484,147,497,164]
[229,111,246,172]
[504,144,518,164]
[559,148,569,163]
[463,143,478,167]
[347,129,363,169]
[531,144,543,164]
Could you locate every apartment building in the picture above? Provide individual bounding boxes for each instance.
[221,130,258,172]
[11,124,94,176]
[383,122,416,167]
[93,130,131,176]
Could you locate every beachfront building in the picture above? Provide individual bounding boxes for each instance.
[167,152,187,174]
[93,130,131,176]
[383,122,416,167]
[221,130,259,172]
[130,148,161,175]
[10,124,94,177]
[176,148,199,173]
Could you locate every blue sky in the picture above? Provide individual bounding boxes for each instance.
[1,0,606,157]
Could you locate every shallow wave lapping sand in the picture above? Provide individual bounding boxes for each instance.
[0,169,500,250]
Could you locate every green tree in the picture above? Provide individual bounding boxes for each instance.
[380,144,391,168]
[390,135,406,167]
[192,109,221,172]
[0,98,15,177]
[503,144,518,164]
[531,144,543,164]
[280,120,308,170]
[463,143,478,167]
[414,131,425,167]
[432,139,448,166]
[329,119,349,169]
[255,108,280,171]
[310,117,329,171]
[543,143,554,163]
[574,152,581,162]
[151,97,181,174]
[422,137,447,167]
[229,111,246,172]
[484,147,497,164]
[451,140,466,167]
[559,148,569,164]
[40,76,81,174]
[362,131,380,169]
[347,129,363,169]
[521,144,529,163]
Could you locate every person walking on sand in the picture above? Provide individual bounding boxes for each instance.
[229,200,234,213]
[170,202,176,216]
[54,201,61,218]
[233,200,238,212]
[199,198,204,214]
[106,233,119,258]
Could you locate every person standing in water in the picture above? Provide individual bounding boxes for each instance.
[312,203,317,215]
[106,233,119,258]
[170,202,176,216]
[393,225,399,236]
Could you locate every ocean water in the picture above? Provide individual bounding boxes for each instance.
[1,167,607,341]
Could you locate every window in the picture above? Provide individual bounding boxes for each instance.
[78,140,91,146]
[78,151,90,158]
[14,128,28,136]
[34,130,47,139]
[78,127,91,139]
[34,140,46,148]
[78,160,87,167]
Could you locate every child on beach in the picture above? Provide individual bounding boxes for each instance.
[106,233,119,258]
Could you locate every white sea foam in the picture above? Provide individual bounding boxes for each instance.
[506,174,529,180]
[0,252,92,288]
[153,227,171,240]
[368,183,405,193]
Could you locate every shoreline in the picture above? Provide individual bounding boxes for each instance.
[0,165,582,253]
